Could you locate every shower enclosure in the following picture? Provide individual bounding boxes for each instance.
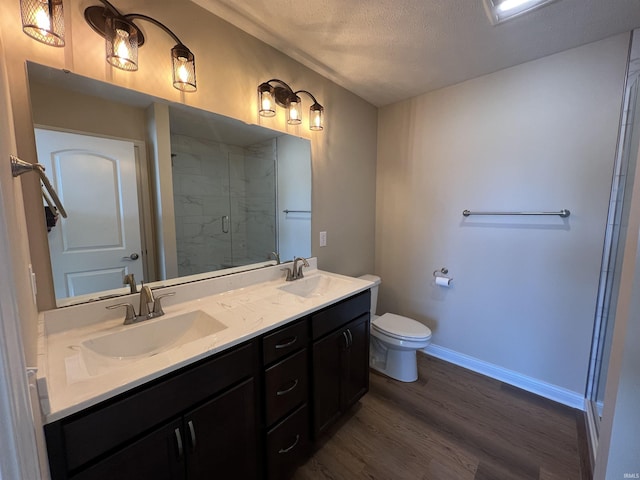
[586,29,640,459]
[171,133,277,276]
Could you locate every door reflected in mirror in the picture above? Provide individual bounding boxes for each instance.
[27,62,312,307]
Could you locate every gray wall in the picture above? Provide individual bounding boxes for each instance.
[375,34,629,396]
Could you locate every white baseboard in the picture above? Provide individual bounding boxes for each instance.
[422,344,585,410]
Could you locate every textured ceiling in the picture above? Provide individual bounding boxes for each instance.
[192,0,640,106]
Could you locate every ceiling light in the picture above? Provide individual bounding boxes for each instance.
[85,0,197,92]
[483,0,557,25]
[258,79,324,131]
[20,0,65,47]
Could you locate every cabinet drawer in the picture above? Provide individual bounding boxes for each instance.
[266,404,309,480]
[263,319,308,365]
[311,290,370,340]
[265,349,308,426]
[53,341,256,473]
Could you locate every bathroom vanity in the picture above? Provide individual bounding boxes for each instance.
[37,261,372,479]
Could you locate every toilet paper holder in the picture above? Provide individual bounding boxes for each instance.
[433,268,448,277]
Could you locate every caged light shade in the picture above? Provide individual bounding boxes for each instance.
[287,94,302,125]
[172,44,197,92]
[258,83,277,117]
[105,16,138,71]
[309,102,324,131]
[20,0,65,47]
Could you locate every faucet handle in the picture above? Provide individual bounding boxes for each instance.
[106,303,137,324]
[281,267,294,281]
[138,285,154,317]
[152,292,176,316]
[270,251,281,264]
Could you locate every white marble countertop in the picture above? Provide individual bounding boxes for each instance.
[37,260,373,423]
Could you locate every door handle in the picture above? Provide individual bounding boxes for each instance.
[187,420,197,451]
[122,253,139,260]
[276,378,299,396]
[222,215,229,233]
[274,336,297,349]
[278,434,300,454]
[346,329,353,348]
[174,428,183,459]
[342,331,349,349]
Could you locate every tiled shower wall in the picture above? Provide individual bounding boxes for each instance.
[171,134,276,276]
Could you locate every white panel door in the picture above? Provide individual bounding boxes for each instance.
[34,129,143,300]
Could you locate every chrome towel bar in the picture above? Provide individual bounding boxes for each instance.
[462,209,570,218]
[283,209,311,214]
[10,155,67,218]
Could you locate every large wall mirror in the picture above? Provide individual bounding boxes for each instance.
[27,62,312,307]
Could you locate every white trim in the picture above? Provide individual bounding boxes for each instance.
[0,188,42,480]
[584,399,599,468]
[423,344,585,409]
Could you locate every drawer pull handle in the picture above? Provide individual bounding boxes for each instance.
[347,328,353,347]
[278,434,300,454]
[275,336,298,349]
[187,420,197,450]
[276,378,299,396]
[174,428,183,459]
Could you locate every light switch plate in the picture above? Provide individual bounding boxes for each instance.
[319,231,327,247]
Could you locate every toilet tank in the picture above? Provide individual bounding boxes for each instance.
[358,274,381,316]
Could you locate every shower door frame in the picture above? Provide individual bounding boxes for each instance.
[585,28,640,463]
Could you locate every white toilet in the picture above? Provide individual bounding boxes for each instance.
[360,274,432,382]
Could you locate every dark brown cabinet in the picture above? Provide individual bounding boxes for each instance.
[71,419,185,480]
[71,379,257,480]
[45,341,258,480]
[311,291,370,438]
[44,289,371,480]
[262,319,310,479]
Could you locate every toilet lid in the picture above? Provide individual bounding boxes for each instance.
[372,313,432,341]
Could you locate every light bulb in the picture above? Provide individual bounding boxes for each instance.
[35,6,51,33]
[177,59,189,83]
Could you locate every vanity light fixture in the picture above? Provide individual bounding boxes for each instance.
[20,0,65,47]
[84,0,196,92]
[483,0,558,24]
[258,79,324,131]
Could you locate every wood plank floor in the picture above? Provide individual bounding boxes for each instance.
[294,353,589,480]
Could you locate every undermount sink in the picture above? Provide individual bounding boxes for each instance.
[82,310,227,360]
[278,274,349,298]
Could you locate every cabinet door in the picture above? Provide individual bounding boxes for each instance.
[312,329,348,438]
[342,314,370,409]
[71,419,185,480]
[184,379,258,480]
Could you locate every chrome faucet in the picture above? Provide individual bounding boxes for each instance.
[293,257,309,279]
[269,251,281,264]
[281,257,309,281]
[106,286,176,325]
[123,273,137,294]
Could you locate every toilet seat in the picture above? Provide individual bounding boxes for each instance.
[372,313,432,342]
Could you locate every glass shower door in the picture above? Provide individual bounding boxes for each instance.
[587,72,640,431]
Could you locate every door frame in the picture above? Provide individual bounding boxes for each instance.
[33,124,157,294]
